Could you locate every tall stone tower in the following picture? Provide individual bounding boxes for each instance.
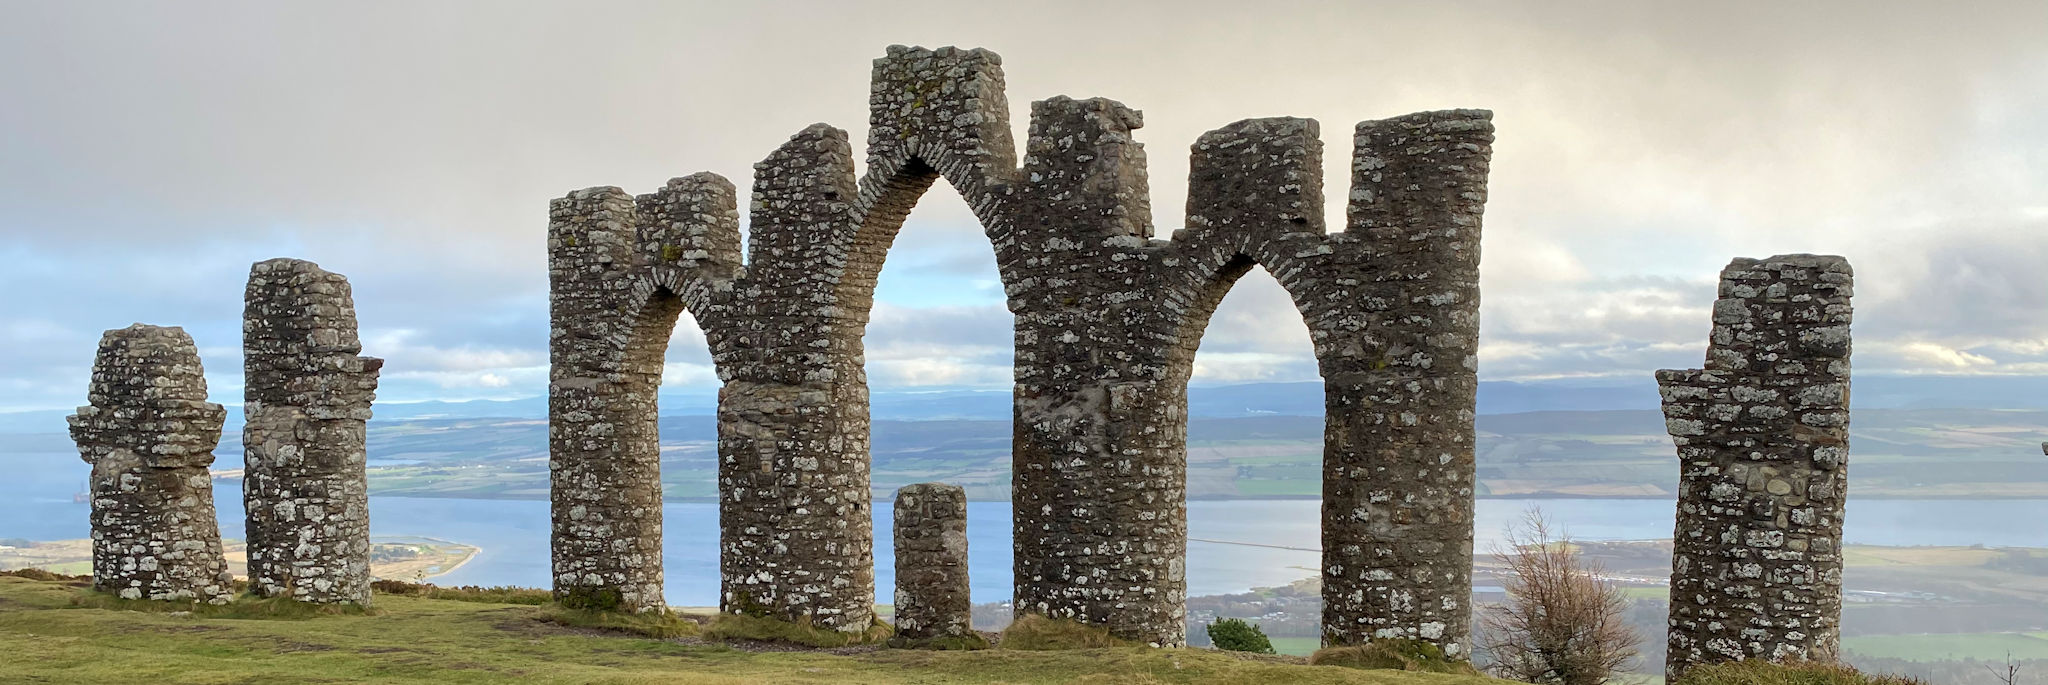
[69,324,235,604]
[1658,255,1853,678]
[242,258,383,604]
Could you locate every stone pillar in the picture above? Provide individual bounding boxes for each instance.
[547,187,673,613]
[1659,254,1853,678]
[68,324,234,604]
[243,258,382,604]
[715,124,876,628]
[1316,110,1491,652]
[1006,95,1191,647]
[892,483,972,643]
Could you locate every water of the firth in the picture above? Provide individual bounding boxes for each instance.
[6,452,2044,606]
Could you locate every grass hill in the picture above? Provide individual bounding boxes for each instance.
[0,573,1495,684]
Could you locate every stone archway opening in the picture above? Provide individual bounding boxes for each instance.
[857,178,1015,617]
[653,309,722,605]
[1178,263,1324,649]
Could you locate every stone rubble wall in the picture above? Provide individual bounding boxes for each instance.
[1658,255,1854,678]
[892,483,972,641]
[68,324,234,604]
[546,45,1492,648]
[243,258,382,605]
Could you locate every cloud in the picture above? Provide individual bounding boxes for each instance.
[2,1,2047,408]
[1890,343,1997,370]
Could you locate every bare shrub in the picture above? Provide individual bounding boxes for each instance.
[1480,508,1639,684]
[1989,652,2023,685]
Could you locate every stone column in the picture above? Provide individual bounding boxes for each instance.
[68,324,234,604]
[547,187,674,613]
[892,483,972,644]
[1659,255,1853,678]
[1316,110,1491,652]
[243,258,382,604]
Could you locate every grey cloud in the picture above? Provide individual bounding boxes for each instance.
[4,0,2047,407]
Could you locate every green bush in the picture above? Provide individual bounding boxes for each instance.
[1205,618,1275,654]
[1674,660,1928,685]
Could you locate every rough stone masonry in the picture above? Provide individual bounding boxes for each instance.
[547,46,1491,648]
[1658,255,1854,678]
[243,258,383,604]
[893,483,973,643]
[68,324,236,604]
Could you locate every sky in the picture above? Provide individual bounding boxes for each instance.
[2,1,2045,412]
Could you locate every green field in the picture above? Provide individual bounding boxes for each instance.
[1270,636,1321,656]
[0,575,1496,684]
[1843,632,2048,662]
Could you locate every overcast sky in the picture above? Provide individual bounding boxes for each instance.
[2,1,2044,411]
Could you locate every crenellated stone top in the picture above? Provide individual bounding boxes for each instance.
[244,257,385,419]
[68,324,225,470]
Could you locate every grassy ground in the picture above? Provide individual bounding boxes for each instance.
[0,575,1497,684]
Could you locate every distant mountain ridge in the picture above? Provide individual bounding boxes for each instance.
[5,375,2048,434]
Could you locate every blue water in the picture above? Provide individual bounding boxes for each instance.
[7,452,2045,606]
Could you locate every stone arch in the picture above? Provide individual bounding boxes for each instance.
[548,174,741,614]
[547,45,1496,650]
[548,47,1023,628]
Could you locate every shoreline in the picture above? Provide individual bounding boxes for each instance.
[371,535,482,582]
[346,491,2048,504]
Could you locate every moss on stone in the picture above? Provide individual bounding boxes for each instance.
[535,604,703,639]
[889,632,992,651]
[999,615,1129,650]
[1672,660,1928,685]
[556,585,625,612]
[1308,639,1480,676]
[704,613,892,647]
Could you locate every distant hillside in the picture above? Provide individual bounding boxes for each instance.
[11,374,2048,433]
[5,406,2014,503]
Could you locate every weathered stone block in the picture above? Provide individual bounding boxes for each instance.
[243,258,381,605]
[893,483,972,642]
[1660,254,1853,679]
[69,324,234,604]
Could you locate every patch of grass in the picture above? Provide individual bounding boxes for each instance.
[70,590,374,619]
[889,632,992,650]
[0,574,1495,683]
[369,579,550,605]
[535,604,704,639]
[1673,660,1928,685]
[703,612,892,647]
[1000,614,1130,650]
[0,568,87,583]
[1309,639,1482,676]
[67,586,376,619]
